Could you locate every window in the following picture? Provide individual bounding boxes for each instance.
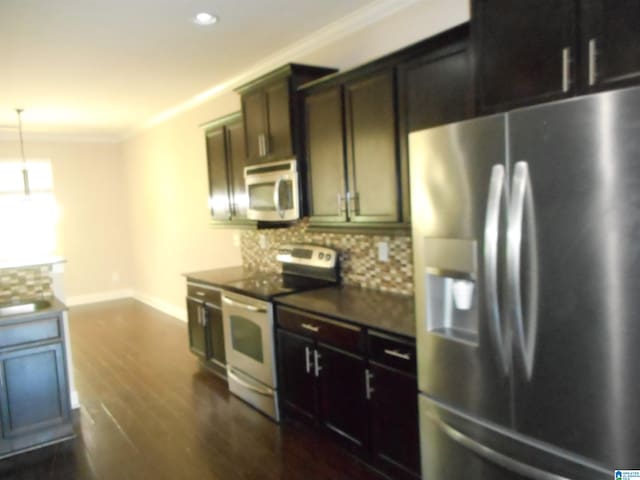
[0,159,59,259]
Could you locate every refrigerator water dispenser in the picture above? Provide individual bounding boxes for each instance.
[423,238,479,345]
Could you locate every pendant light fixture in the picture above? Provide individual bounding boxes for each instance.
[15,108,30,196]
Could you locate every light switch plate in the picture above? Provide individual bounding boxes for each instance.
[377,241,389,262]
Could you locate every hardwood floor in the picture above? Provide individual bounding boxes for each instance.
[0,299,386,480]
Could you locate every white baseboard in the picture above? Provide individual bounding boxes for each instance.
[66,289,134,306]
[132,291,187,322]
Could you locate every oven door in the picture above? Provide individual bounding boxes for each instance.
[245,159,299,222]
[221,291,276,389]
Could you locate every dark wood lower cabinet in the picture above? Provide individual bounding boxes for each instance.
[318,344,368,452]
[369,364,420,479]
[186,285,226,378]
[277,329,317,421]
[187,298,207,358]
[276,305,419,479]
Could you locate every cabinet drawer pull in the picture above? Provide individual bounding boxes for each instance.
[301,323,320,333]
[195,292,205,297]
[384,349,411,360]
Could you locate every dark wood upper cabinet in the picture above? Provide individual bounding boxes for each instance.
[344,69,399,225]
[204,112,253,226]
[473,0,578,113]
[205,126,231,222]
[302,24,473,232]
[305,86,348,224]
[474,1,640,112]
[236,64,337,166]
[226,119,248,220]
[581,0,640,92]
[396,25,473,224]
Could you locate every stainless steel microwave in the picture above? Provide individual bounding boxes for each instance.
[244,159,300,222]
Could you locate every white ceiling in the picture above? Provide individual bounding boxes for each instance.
[0,0,385,140]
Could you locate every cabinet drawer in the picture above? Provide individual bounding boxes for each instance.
[368,330,416,375]
[187,283,221,308]
[0,316,62,350]
[277,307,363,353]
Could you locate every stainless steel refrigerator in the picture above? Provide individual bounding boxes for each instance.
[410,86,640,479]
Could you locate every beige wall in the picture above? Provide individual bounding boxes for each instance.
[121,0,469,319]
[0,140,132,301]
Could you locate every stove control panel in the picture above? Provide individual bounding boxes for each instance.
[276,244,338,269]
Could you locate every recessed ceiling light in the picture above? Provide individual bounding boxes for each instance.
[193,12,218,25]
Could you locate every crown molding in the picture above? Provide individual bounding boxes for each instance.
[125,0,421,141]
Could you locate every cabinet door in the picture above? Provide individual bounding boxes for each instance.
[305,86,348,223]
[317,344,368,452]
[226,118,249,220]
[277,330,317,421]
[369,364,420,479]
[204,304,225,373]
[0,343,70,438]
[474,0,577,112]
[397,41,474,224]
[344,69,400,224]
[581,0,640,92]
[265,79,293,159]
[205,126,231,221]
[242,90,267,163]
[186,298,206,358]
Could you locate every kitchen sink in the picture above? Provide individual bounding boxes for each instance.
[0,299,52,317]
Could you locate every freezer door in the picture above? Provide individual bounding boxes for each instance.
[508,86,640,470]
[409,115,512,427]
[420,395,609,480]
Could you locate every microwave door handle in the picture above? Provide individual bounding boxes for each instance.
[273,176,285,219]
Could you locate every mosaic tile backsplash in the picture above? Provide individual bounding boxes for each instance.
[0,265,53,303]
[241,219,414,295]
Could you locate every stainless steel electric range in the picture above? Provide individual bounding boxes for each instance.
[221,244,338,422]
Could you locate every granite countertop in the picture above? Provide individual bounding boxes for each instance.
[0,296,67,322]
[275,285,416,339]
[183,266,257,289]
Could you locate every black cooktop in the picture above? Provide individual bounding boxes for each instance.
[222,273,334,301]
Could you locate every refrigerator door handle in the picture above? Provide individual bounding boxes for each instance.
[484,164,509,375]
[434,414,571,480]
[507,161,539,380]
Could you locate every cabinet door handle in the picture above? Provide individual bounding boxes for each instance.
[313,349,322,377]
[301,323,319,333]
[201,307,208,328]
[365,369,374,399]
[349,191,359,216]
[304,346,312,374]
[562,47,571,93]
[383,348,411,361]
[337,193,346,216]
[588,38,597,86]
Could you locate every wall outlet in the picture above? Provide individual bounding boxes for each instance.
[376,241,389,262]
[111,272,120,283]
[232,233,240,247]
[259,234,268,249]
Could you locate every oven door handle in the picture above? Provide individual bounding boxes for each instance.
[222,296,267,313]
[273,175,285,219]
[228,369,274,397]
